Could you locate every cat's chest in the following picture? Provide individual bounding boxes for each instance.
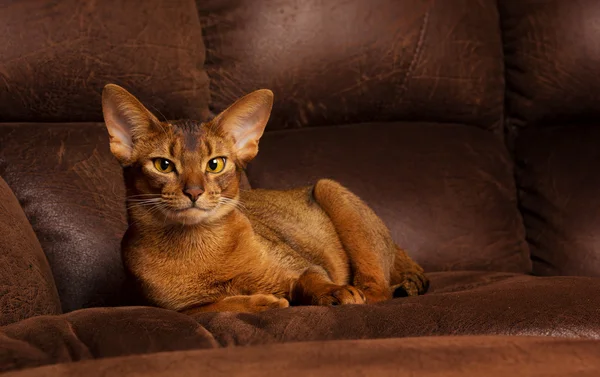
[135,239,231,280]
[128,231,258,286]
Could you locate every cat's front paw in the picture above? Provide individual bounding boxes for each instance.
[391,269,430,297]
[317,285,366,306]
[247,294,290,312]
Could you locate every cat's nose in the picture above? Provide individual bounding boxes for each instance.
[183,187,204,202]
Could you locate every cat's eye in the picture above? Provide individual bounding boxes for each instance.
[206,157,226,173]
[153,158,175,173]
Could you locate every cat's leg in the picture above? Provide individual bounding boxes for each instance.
[180,294,289,314]
[289,267,366,306]
[312,179,428,303]
[390,246,429,297]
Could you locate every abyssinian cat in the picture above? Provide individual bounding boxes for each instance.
[102,84,429,313]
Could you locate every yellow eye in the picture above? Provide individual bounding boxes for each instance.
[206,157,226,173]
[153,158,174,173]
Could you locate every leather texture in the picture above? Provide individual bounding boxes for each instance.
[0,123,128,312]
[1,271,600,374]
[247,122,531,273]
[501,0,600,132]
[0,0,210,122]
[0,177,61,326]
[517,125,600,276]
[501,0,600,276]
[198,0,505,135]
[4,336,600,377]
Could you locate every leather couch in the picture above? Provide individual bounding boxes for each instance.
[1,0,600,375]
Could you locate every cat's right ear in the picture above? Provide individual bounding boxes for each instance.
[101,84,161,165]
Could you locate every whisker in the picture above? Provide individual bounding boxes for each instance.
[126,199,162,206]
[126,204,163,210]
[126,199,163,203]
[218,197,246,212]
[126,202,168,229]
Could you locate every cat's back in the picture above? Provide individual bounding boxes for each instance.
[240,186,325,228]
[239,186,340,250]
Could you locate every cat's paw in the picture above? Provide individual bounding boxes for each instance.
[247,294,290,312]
[391,269,430,297]
[317,285,366,306]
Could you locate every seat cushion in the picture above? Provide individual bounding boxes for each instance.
[5,336,600,377]
[192,272,600,345]
[0,0,210,122]
[1,272,599,374]
[246,122,531,273]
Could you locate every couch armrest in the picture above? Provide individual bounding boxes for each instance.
[0,176,61,325]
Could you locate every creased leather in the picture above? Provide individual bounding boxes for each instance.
[0,0,210,122]
[198,0,504,136]
[0,123,128,312]
[0,177,61,326]
[1,272,600,374]
[4,336,600,377]
[500,0,600,131]
[517,125,600,276]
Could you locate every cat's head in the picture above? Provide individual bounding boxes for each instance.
[101,84,273,226]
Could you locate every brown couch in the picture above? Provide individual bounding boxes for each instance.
[1,0,600,375]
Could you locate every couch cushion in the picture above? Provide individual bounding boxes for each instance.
[502,1,600,277]
[199,0,504,134]
[0,177,61,326]
[192,272,600,345]
[500,0,600,133]
[5,336,600,377]
[0,306,217,374]
[246,122,531,273]
[0,122,250,312]
[1,272,600,374]
[516,125,600,276]
[0,123,127,312]
[0,0,210,122]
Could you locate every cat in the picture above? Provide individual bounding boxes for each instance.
[102,84,429,314]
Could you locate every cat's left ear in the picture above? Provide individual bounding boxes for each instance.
[213,89,274,164]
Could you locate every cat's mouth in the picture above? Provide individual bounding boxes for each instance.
[173,205,214,213]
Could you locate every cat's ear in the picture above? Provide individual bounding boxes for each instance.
[101,84,161,165]
[213,89,274,164]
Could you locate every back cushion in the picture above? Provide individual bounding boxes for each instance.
[501,0,600,276]
[0,123,127,312]
[0,0,210,122]
[198,0,505,134]
[500,0,600,131]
